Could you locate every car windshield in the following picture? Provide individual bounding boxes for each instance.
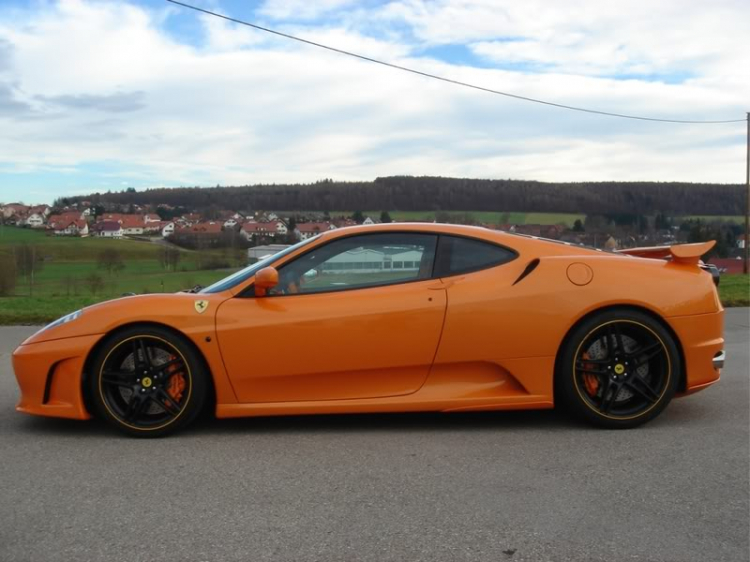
[200,236,318,294]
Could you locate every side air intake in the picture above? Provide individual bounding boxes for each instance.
[513,258,540,286]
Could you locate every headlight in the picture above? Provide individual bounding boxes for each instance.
[41,309,83,332]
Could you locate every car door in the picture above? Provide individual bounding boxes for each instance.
[215,232,447,403]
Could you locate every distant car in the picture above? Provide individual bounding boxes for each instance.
[13,224,724,437]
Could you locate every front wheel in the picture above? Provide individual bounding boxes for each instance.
[87,326,208,437]
[556,310,680,429]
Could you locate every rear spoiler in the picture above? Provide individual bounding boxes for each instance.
[617,240,720,285]
[616,240,716,265]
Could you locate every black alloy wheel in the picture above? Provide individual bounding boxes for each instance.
[556,310,680,428]
[88,326,208,437]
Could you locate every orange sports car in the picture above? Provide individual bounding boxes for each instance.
[12,223,724,437]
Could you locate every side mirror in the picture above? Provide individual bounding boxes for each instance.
[254,267,279,297]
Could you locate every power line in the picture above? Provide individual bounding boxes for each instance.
[167,0,745,125]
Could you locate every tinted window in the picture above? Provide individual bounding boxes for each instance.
[200,236,318,293]
[268,233,438,295]
[434,236,516,277]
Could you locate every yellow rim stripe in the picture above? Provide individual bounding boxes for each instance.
[572,320,671,421]
[98,335,193,432]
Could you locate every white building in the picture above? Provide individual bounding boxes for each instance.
[25,213,45,228]
[161,222,175,238]
[321,249,422,273]
[97,221,124,238]
[247,244,291,261]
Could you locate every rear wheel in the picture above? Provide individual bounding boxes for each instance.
[88,326,208,437]
[556,310,680,428]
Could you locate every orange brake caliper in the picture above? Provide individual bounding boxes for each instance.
[165,355,186,404]
[581,352,600,397]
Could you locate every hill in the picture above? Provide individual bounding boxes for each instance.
[60,176,745,217]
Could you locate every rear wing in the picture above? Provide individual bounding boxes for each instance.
[617,240,719,285]
[616,240,716,265]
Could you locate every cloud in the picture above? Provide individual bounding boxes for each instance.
[36,91,147,113]
[0,0,747,204]
[0,38,13,73]
[0,81,34,117]
[258,0,360,21]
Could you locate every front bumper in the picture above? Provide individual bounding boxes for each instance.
[12,334,102,420]
[668,309,725,396]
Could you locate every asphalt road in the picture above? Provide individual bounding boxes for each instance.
[1,310,748,562]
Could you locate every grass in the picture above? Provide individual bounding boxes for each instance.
[718,274,750,307]
[0,296,104,325]
[683,215,745,224]
[0,226,246,293]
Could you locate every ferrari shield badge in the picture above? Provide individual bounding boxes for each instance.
[194,300,209,314]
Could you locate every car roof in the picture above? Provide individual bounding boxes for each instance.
[318,222,611,259]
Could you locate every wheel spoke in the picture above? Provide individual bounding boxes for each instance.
[123,393,149,422]
[138,339,152,368]
[599,380,620,414]
[576,360,608,375]
[102,370,136,388]
[154,389,182,417]
[630,341,664,365]
[604,326,615,358]
[625,375,661,403]
[156,357,184,374]
[613,323,625,354]
[131,339,141,368]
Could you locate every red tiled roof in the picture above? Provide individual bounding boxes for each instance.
[296,222,332,233]
[121,216,145,229]
[187,222,223,234]
[48,212,83,226]
[242,221,279,233]
[95,220,123,232]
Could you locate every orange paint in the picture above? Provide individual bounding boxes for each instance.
[12,223,723,423]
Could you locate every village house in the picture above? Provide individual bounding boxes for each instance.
[295,222,336,240]
[29,204,51,218]
[241,221,277,241]
[47,211,85,230]
[24,213,46,228]
[1,203,29,219]
[93,220,124,238]
[54,219,89,237]
[161,222,175,238]
[120,215,146,236]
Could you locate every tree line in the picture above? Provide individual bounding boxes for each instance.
[58,176,745,216]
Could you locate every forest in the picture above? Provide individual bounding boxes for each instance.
[58,176,745,216]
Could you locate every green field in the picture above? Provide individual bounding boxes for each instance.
[719,274,750,307]
[683,215,745,224]
[0,227,243,312]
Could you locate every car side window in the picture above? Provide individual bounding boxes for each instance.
[434,235,516,277]
[269,233,438,295]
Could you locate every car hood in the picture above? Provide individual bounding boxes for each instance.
[21,292,228,345]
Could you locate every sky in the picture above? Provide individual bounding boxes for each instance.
[0,0,748,205]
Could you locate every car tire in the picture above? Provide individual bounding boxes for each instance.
[556,309,680,429]
[87,325,208,437]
